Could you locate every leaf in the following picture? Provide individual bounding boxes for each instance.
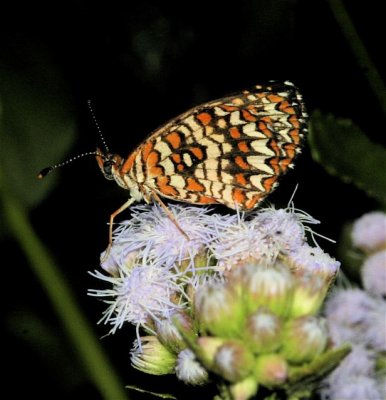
[126,385,177,399]
[0,39,76,211]
[309,110,386,205]
[285,344,351,396]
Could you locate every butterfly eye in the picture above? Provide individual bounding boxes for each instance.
[103,159,115,179]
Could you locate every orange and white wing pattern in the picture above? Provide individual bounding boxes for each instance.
[127,81,307,210]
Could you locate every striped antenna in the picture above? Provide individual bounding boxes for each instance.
[37,151,103,179]
[87,100,110,153]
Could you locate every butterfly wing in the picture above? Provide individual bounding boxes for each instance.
[136,81,308,210]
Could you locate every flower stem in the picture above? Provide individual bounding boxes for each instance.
[0,169,128,400]
[327,0,386,117]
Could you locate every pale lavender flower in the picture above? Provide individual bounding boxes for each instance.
[377,374,386,400]
[325,376,382,400]
[321,345,380,400]
[89,263,186,335]
[286,242,340,281]
[210,210,276,269]
[362,299,386,351]
[109,203,214,271]
[351,211,386,253]
[210,204,319,270]
[324,288,381,346]
[361,250,386,297]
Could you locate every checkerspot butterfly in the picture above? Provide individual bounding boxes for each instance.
[39,81,307,245]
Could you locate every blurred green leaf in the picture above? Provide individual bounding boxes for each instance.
[126,385,177,399]
[0,41,76,212]
[309,110,386,205]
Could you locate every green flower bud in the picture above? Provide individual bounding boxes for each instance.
[155,312,193,354]
[290,273,327,317]
[281,316,328,364]
[253,353,288,387]
[197,336,226,366]
[214,340,255,382]
[175,349,209,385]
[230,375,259,400]
[194,283,245,337]
[243,261,294,317]
[130,336,177,375]
[244,307,282,354]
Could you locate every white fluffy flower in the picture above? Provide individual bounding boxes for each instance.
[286,242,340,281]
[175,349,208,385]
[110,203,215,271]
[324,288,383,347]
[361,250,386,297]
[351,211,386,253]
[89,263,185,334]
[325,376,382,400]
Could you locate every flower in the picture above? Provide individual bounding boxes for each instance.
[107,203,215,272]
[285,242,340,283]
[284,243,340,317]
[253,353,288,386]
[175,349,209,385]
[325,376,382,400]
[155,312,193,353]
[210,204,320,270]
[88,263,185,335]
[361,250,386,297]
[89,200,345,398]
[130,336,176,375]
[324,288,383,348]
[214,340,255,382]
[242,261,295,317]
[194,282,245,337]
[244,308,282,354]
[351,211,386,253]
[281,316,328,364]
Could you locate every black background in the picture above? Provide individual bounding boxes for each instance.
[1,1,384,398]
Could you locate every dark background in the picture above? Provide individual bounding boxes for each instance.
[1,1,384,398]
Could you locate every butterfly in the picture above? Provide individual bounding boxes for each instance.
[40,80,307,248]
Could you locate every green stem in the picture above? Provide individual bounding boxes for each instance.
[0,169,128,400]
[327,0,386,117]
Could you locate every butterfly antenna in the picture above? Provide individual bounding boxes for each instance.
[37,151,102,179]
[87,100,110,153]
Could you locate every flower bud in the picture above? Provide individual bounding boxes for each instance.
[244,308,282,354]
[197,336,226,366]
[253,353,288,386]
[130,336,176,375]
[290,273,327,317]
[100,244,139,276]
[281,316,328,364]
[214,340,255,382]
[243,261,294,317]
[175,349,209,385]
[194,283,245,337]
[230,375,259,400]
[155,312,193,354]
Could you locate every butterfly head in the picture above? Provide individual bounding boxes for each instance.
[96,148,123,181]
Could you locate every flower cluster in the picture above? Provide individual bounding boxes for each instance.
[321,211,386,400]
[89,202,345,399]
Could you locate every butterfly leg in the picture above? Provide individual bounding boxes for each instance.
[150,188,190,241]
[101,197,136,262]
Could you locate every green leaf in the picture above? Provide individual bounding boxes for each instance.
[285,344,351,396]
[0,40,76,211]
[126,385,177,399]
[309,110,386,205]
